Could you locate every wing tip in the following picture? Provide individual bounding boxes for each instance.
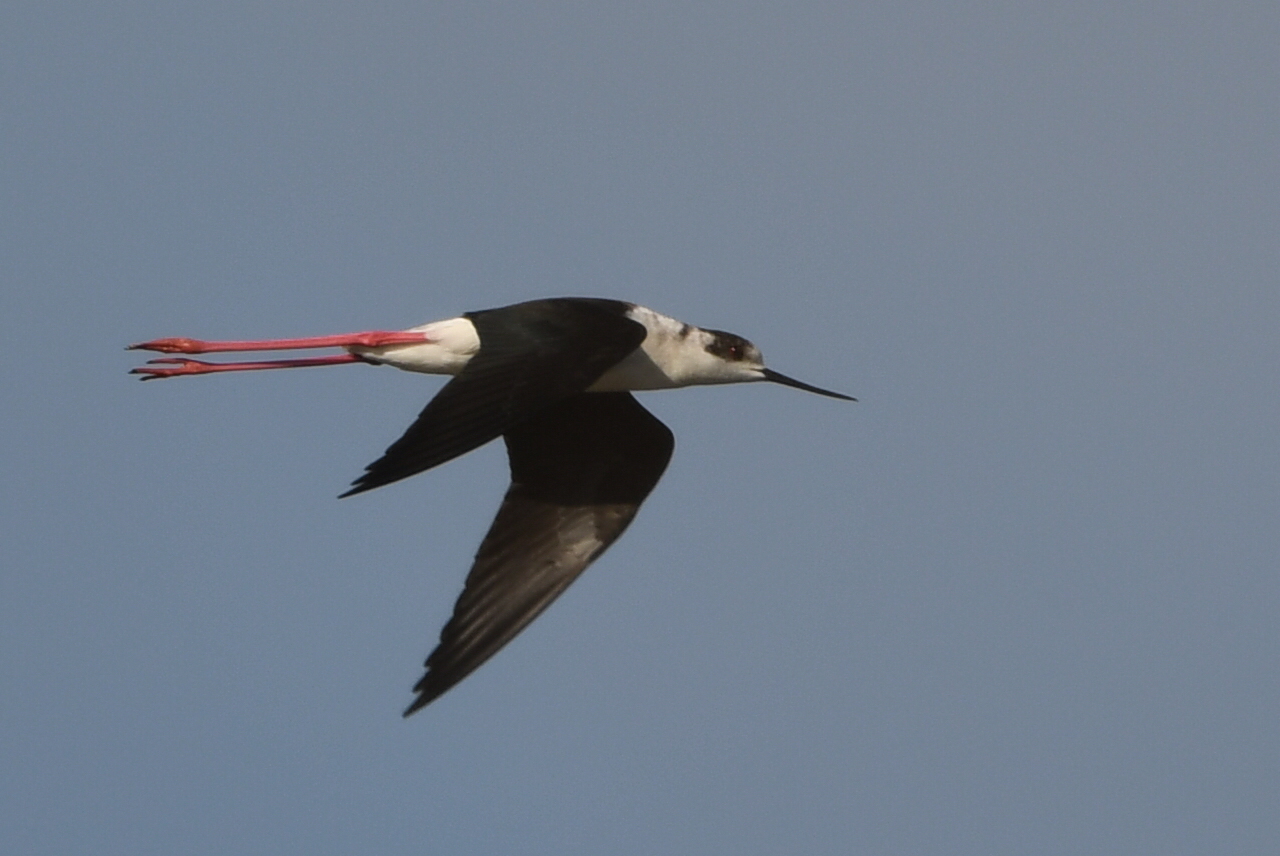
[402,675,447,717]
[338,471,390,498]
[402,696,429,718]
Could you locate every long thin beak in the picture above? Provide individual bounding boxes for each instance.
[761,368,856,401]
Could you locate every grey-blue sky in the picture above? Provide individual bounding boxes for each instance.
[4,3,1277,854]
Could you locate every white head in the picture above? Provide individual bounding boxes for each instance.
[685,328,856,400]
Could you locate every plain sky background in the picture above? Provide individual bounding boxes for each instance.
[4,3,1278,854]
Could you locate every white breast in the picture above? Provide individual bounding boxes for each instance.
[589,305,711,391]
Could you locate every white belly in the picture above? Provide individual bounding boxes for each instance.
[346,316,480,375]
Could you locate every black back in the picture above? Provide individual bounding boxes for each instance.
[342,298,644,496]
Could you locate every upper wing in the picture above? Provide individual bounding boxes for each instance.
[342,299,646,497]
[403,392,674,715]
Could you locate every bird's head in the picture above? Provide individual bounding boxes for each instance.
[690,329,855,400]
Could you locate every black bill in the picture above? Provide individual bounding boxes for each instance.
[761,368,856,401]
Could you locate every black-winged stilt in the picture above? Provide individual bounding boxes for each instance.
[130,297,853,715]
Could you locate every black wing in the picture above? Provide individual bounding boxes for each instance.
[342,298,645,497]
[403,392,674,715]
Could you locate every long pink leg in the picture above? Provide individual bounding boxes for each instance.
[127,330,431,354]
[131,353,368,380]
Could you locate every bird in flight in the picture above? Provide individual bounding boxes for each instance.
[129,297,854,715]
